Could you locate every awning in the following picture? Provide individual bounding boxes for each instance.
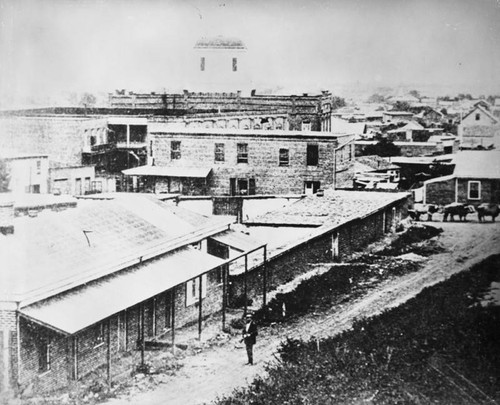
[20,247,224,335]
[122,165,212,178]
[210,230,265,253]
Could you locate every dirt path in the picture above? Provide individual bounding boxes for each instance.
[104,221,500,405]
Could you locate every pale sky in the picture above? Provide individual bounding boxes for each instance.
[0,0,499,104]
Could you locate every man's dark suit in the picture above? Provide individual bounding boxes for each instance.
[242,319,258,365]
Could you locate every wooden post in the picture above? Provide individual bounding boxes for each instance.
[171,287,176,355]
[198,276,203,340]
[222,265,227,331]
[106,318,111,385]
[244,254,248,316]
[140,303,145,367]
[72,336,78,380]
[262,245,267,309]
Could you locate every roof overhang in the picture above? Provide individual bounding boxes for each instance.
[19,247,224,336]
[122,165,212,178]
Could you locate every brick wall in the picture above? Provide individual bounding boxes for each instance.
[0,309,17,394]
[151,132,339,195]
[457,178,499,204]
[15,265,225,395]
[228,199,408,306]
[424,177,456,205]
[0,117,99,166]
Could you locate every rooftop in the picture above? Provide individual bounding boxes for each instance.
[246,190,409,227]
[148,126,354,140]
[0,195,232,304]
[194,36,246,50]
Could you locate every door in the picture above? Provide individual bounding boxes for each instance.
[332,231,339,261]
[230,178,236,196]
[75,178,82,195]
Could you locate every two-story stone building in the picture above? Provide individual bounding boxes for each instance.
[122,127,355,196]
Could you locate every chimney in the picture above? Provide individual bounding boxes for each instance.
[0,199,14,235]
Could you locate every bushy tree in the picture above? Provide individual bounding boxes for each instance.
[0,159,10,192]
[367,93,386,103]
[361,138,401,157]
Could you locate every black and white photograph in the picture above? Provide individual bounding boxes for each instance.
[1,0,500,404]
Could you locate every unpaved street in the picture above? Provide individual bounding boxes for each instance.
[104,221,500,405]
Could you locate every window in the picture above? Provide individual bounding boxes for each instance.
[92,322,105,347]
[171,141,181,160]
[468,181,481,200]
[304,181,321,195]
[237,143,248,163]
[36,160,41,175]
[38,336,51,373]
[186,275,207,306]
[215,143,225,162]
[149,140,153,157]
[200,57,205,72]
[232,57,237,72]
[230,178,256,196]
[279,148,289,166]
[475,113,480,121]
[301,120,312,131]
[306,144,319,166]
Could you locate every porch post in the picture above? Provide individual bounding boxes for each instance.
[171,287,176,355]
[222,266,227,331]
[262,245,267,309]
[198,276,203,340]
[244,254,248,316]
[140,303,145,367]
[106,318,111,384]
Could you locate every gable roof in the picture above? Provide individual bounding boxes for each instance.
[0,196,231,304]
[453,151,500,179]
[462,105,498,124]
[387,120,424,133]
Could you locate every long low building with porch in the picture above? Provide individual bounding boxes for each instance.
[0,194,266,395]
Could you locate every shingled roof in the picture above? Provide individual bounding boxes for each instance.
[0,195,231,304]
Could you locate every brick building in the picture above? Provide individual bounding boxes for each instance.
[123,127,354,195]
[423,151,500,205]
[228,190,410,305]
[458,105,500,149]
[0,195,265,395]
[0,151,49,194]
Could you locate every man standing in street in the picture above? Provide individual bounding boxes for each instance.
[242,313,258,365]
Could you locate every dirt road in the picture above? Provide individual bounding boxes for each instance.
[104,221,500,405]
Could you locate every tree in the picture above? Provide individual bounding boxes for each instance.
[79,93,97,107]
[0,159,10,192]
[408,90,421,100]
[392,101,412,112]
[361,138,401,157]
[367,93,386,103]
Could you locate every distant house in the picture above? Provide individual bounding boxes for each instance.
[0,150,49,194]
[387,121,425,141]
[0,195,265,394]
[423,151,500,205]
[458,105,500,149]
[382,111,414,123]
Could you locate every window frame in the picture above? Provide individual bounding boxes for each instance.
[200,57,205,72]
[171,141,181,160]
[186,275,207,307]
[279,148,289,166]
[214,143,225,162]
[306,144,319,166]
[38,336,51,373]
[237,143,248,164]
[232,57,237,72]
[467,180,481,200]
[92,322,105,348]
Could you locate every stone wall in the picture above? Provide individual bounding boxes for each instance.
[151,132,342,195]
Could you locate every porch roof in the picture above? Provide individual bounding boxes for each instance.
[210,229,265,252]
[122,165,212,178]
[19,247,224,336]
